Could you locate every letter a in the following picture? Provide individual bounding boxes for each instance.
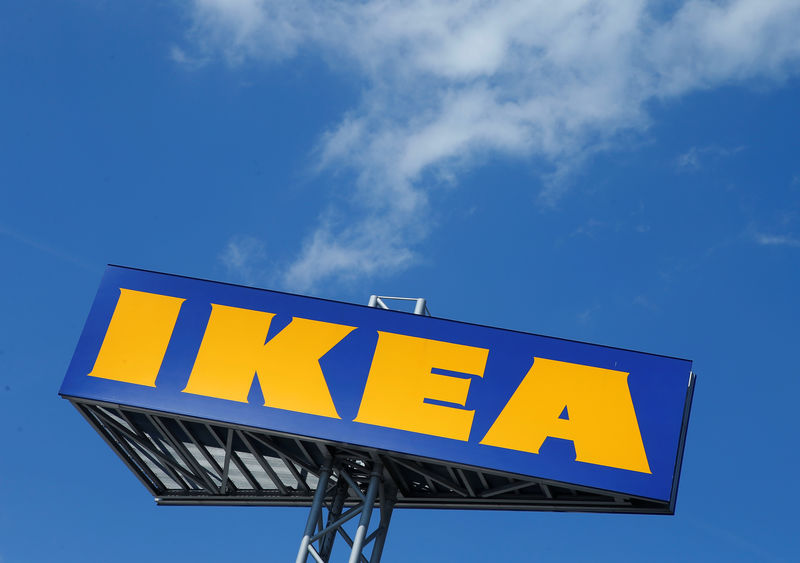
[480,357,651,473]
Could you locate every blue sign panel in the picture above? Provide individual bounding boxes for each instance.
[60,266,693,502]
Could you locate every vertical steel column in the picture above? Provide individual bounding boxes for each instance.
[319,476,349,560]
[347,468,381,563]
[296,463,332,563]
[369,483,396,563]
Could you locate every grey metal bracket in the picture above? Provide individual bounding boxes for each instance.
[367,295,430,316]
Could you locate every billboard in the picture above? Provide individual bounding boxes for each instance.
[60,266,693,505]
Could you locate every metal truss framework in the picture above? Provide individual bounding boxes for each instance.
[68,397,677,560]
[72,398,674,513]
[295,458,396,563]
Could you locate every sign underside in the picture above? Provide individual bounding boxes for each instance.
[69,398,687,513]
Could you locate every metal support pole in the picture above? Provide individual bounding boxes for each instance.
[348,468,381,563]
[369,482,396,563]
[319,477,349,560]
[295,411,405,561]
[296,464,332,563]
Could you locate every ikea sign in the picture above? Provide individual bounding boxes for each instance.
[60,266,693,502]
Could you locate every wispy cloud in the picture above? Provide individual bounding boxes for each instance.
[178,0,800,290]
[169,45,208,69]
[752,233,800,247]
[675,145,745,171]
[0,223,94,272]
[633,295,660,313]
[577,304,601,325]
[283,214,421,291]
[571,218,607,238]
[687,516,786,562]
[219,235,270,286]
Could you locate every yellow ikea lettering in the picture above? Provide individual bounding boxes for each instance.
[87,290,655,473]
[182,304,354,419]
[480,357,651,473]
[354,332,489,441]
[88,289,185,386]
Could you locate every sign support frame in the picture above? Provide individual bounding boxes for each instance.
[295,295,425,563]
[60,266,696,561]
[295,457,397,563]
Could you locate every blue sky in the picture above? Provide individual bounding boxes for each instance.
[1,1,799,561]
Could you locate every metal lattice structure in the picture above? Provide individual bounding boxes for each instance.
[70,400,669,514]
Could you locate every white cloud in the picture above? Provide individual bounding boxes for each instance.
[219,235,270,285]
[675,145,745,171]
[753,233,800,247]
[283,215,419,291]
[169,45,208,68]
[179,0,800,290]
